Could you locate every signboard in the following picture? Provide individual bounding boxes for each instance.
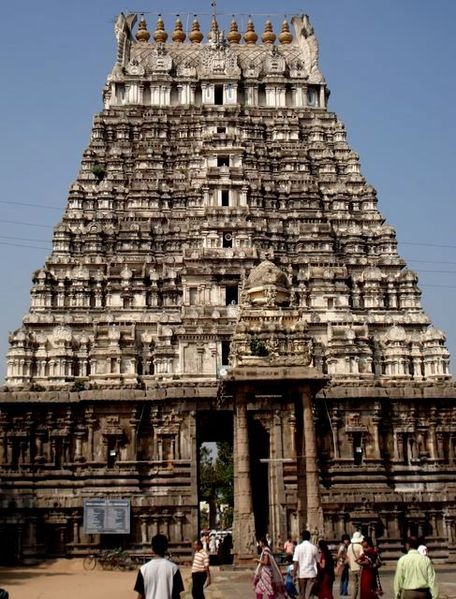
[83,499,130,534]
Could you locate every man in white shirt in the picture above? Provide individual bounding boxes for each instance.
[134,534,184,599]
[346,531,364,599]
[293,530,319,599]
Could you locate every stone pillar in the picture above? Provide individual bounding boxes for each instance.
[22,516,39,561]
[233,386,256,562]
[392,429,400,461]
[151,516,159,536]
[74,430,84,462]
[288,412,296,459]
[329,408,341,460]
[428,423,437,460]
[72,513,81,545]
[436,433,444,460]
[269,410,286,548]
[337,513,347,537]
[175,512,184,542]
[0,422,6,464]
[16,522,24,562]
[129,412,140,461]
[140,515,149,544]
[87,417,95,462]
[301,386,322,534]
[371,412,381,459]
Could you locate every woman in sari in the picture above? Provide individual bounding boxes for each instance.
[356,537,383,599]
[253,537,286,599]
[316,540,335,599]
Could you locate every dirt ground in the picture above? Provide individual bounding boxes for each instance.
[1,559,456,599]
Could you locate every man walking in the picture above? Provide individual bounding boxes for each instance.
[394,536,438,599]
[134,533,184,599]
[191,538,211,599]
[346,531,364,599]
[293,530,319,599]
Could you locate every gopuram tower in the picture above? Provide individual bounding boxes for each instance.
[2,12,456,564]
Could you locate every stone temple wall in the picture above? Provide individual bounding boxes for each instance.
[1,12,455,564]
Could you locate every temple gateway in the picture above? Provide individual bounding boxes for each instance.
[1,12,456,564]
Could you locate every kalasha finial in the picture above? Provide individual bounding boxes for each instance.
[136,15,150,43]
[208,15,220,42]
[279,19,293,44]
[189,16,203,44]
[262,19,276,44]
[243,17,258,45]
[154,15,168,43]
[172,16,186,43]
[227,17,241,44]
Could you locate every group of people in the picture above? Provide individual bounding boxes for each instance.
[336,532,382,599]
[253,531,438,599]
[252,530,380,599]
[133,531,438,599]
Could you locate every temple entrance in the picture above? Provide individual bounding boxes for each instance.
[249,417,270,540]
[197,411,234,564]
[0,524,20,564]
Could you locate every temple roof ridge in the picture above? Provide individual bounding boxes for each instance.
[110,11,324,87]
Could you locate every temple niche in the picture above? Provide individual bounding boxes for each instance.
[1,11,456,565]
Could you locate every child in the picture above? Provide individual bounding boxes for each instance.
[285,555,298,598]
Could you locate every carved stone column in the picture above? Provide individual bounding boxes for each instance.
[436,432,444,460]
[74,429,85,462]
[329,407,341,460]
[269,410,286,548]
[140,515,149,544]
[129,410,140,461]
[392,429,400,461]
[72,513,81,545]
[0,417,6,464]
[301,386,322,534]
[151,515,159,536]
[22,516,38,560]
[233,386,256,562]
[175,512,185,542]
[371,409,381,459]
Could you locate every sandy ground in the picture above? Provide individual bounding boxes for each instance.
[1,559,456,599]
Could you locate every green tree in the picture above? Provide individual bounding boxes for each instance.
[199,442,233,529]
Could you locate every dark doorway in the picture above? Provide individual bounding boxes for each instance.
[43,523,68,557]
[214,85,224,105]
[249,417,270,540]
[0,524,21,564]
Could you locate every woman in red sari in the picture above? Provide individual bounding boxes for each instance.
[316,540,335,599]
[357,537,382,599]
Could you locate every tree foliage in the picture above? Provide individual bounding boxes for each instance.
[199,442,234,527]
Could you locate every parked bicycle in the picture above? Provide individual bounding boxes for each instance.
[83,548,135,571]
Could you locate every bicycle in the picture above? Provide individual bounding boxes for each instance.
[83,554,97,570]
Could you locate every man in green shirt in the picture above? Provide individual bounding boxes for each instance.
[394,537,438,599]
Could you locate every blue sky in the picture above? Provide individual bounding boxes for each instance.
[1,1,455,380]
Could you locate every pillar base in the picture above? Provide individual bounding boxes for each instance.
[234,552,257,566]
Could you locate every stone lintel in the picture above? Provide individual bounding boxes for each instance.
[226,365,327,383]
[0,383,218,404]
[318,384,456,401]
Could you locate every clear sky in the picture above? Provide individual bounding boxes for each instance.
[1,1,455,381]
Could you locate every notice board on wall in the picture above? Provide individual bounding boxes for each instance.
[83,498,130,534]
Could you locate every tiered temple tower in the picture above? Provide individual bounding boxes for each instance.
[1,13,456,564]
